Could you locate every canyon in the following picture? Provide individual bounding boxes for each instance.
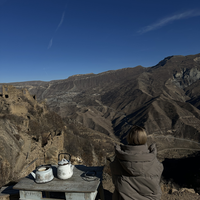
[1,53,200,198]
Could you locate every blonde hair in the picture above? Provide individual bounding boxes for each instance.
[126,125,147,145]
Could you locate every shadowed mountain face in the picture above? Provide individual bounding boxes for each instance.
[4,53,200,147]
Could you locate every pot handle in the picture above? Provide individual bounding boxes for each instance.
[58,153,71,162]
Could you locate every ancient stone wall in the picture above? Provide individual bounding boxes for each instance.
[0,85,36,101]
[0,85,66,187]
[18,131,64,180]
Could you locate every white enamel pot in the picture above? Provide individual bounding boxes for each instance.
[31,165,54,183]
[57,153,74,180]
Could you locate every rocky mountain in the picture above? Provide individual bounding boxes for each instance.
[0,85,67,187]
[5,53,200,144]
[1,53,200,194]
[0,85,115,187]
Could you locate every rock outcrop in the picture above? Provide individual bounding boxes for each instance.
[0,85,116,187]
[0,85,65,187]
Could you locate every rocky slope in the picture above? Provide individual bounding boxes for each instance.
[0,85,66,187]
[1,53,200,194]
[6,53,200,144]
[0,85,116,187]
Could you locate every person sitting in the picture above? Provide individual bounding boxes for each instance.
[110,125,163,200]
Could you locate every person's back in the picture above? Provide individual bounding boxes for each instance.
[110,126,163,200]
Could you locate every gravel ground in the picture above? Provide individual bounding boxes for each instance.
[161,191,200,200]
[100,177,200,200]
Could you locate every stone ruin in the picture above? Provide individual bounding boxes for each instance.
[0,85,36,101]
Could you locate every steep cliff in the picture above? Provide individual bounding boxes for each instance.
[0,85,116,187]
[0,85,67,187]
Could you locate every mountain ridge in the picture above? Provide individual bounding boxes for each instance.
[1,53,200,194]
[2,53,200,143]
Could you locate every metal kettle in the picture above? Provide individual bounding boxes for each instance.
[57,153,74,180]
[31,165,54,183]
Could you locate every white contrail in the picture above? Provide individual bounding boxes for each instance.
[138,10,200,34]
[47,38,53,49]
[47,11,65,49]
[47,1,68,49]
[56,11,65,32]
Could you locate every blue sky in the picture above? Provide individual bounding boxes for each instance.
[1,0,200,83]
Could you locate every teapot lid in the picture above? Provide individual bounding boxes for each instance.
[58,158,70,166]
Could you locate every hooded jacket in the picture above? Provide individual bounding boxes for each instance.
[110,143,163,200]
